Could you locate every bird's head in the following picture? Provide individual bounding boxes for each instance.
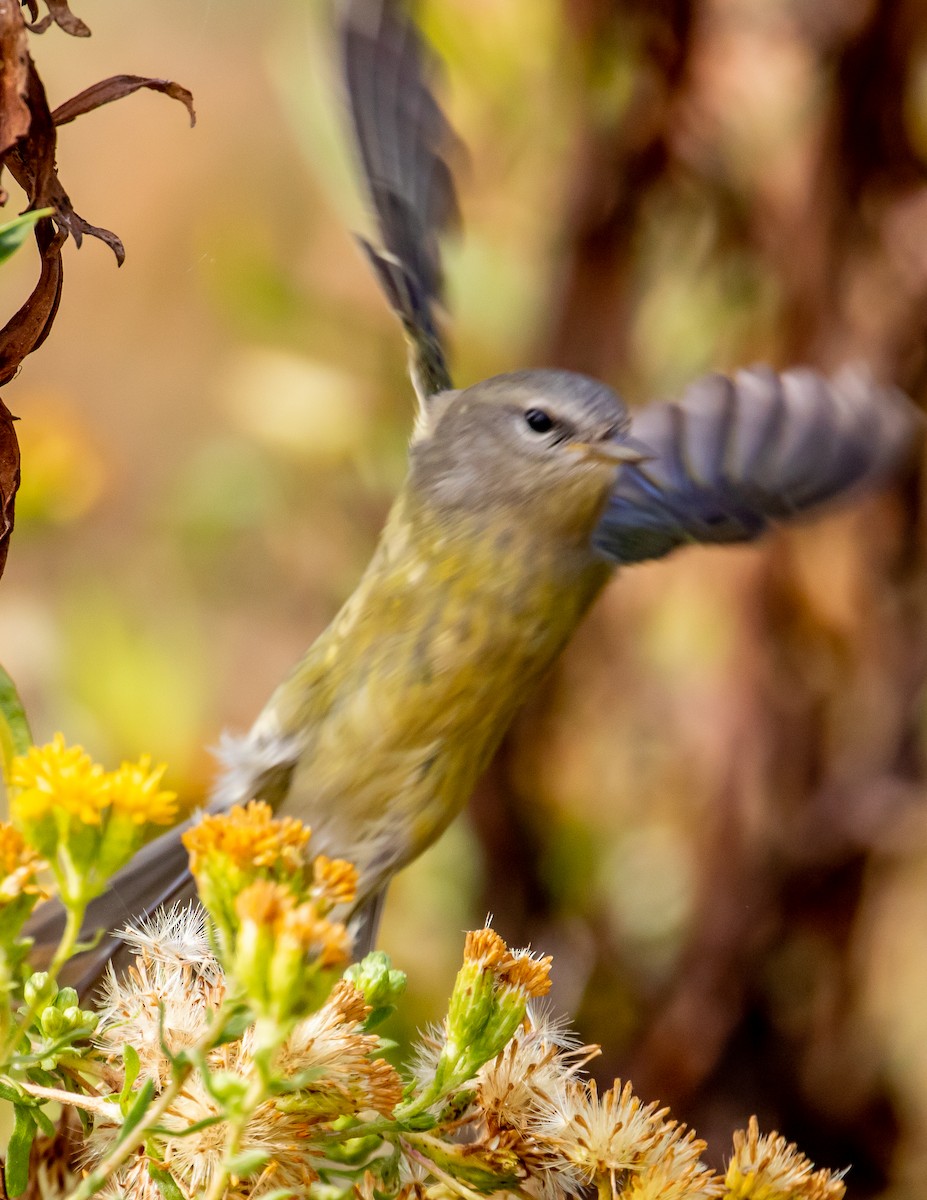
[408,369,649,536]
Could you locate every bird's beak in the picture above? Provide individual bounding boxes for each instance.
[567,434,653,467]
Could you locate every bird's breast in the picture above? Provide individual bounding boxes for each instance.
[255,499,612,892]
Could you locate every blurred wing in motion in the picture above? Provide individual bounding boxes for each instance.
[341,0,463,404]
[594,366,920,565]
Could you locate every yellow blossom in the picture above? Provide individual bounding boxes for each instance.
[10,734,108,826]
[230,879,352,1023]
[0,822,46,901]
[498,950,553,1000]
[107,755,178,826]
[311,853,359,909]
[464,926,510,969]
[235,879,351,969]
[183,801,312,877]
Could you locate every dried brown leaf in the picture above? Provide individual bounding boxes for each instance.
[0,0,30,157]
[0,398,19,577]
[0,219,65,387]
[52,74,196,128]
[26,0,90,38]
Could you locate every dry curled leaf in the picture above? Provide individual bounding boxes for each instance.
[0,0,193,580]
[23,0,90,38]
[0,398,18,576]
[52,74,196,129]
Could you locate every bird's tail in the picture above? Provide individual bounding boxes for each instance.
[341,0,462,402]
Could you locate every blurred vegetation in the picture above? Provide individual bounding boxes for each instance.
[0,0,925,1196]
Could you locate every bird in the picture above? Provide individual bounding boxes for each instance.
[31,0,919,981]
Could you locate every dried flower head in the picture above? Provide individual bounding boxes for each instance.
[533,1080,666,1198]
[96,905,223,1083]
[620,1122,722,1200]
[476,1007,598,1133]
[276,980,403,1118]
[726,1117,847,1200]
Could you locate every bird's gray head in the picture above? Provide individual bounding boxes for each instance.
[408,369,646,532]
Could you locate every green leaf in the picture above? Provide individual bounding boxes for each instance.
[148,1164,185,1200]
[0,210,52,268]
[33,1105,55,1137]
[120,1043,141,1108]
[0,1078,26,1103]
[114,1077,155,1145]
[4,1105,37,1197]
[0,663,32,783]
[225,1148,270,1178]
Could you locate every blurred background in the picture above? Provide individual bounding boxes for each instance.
[1,0,926,1192]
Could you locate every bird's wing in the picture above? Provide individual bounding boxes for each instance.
[341,0,462,405]
[593,365,920,565]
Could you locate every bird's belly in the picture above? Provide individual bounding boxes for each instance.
[280,585,592,894]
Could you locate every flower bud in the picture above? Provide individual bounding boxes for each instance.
[24,972,56,1009]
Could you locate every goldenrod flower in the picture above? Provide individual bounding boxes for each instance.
[413,929,560,1111]
[231,879,351,1025]
[183,801,311,877]
[107,755,178,826]
[11,734,108,830]
[311,853,359,910]
[183,803,319,959]
[725,1118,846,1200]
[464,927,510,970]
[0,822,46,903]
[497,949,553,1001]
[9,736,180,904]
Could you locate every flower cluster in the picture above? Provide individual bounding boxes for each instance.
[9,734,177,907]
[0,726,850,1200]
[91,905,403,1200]
[182,801,357,1026]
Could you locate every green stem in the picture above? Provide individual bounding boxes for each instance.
[201,1069,267,1200]
[46,901,86,979]
[64,1060,194,1200]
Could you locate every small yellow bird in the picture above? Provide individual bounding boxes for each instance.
[39,0,918,973]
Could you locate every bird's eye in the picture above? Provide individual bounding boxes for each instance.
[524,408,555,434]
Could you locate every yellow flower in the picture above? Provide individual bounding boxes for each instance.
[182,801,311,877]
[235,879,351,968]
[10,734,108,826]
[311,853,359,910]
[107,755,178,826]
[231,880,351,1024]
[0,822,45,898]
[9,735,181,904]
[464,926,510,970]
